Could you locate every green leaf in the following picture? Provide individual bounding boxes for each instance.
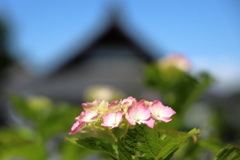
[37,103,81,139]
[117,133,136,160]
[10,94,39,121]
[61,137,94,160]
[10,95,82,140]
[178,72,213,117]
[117,125,201,160]
[214,145,240,160]
[75,137,118,160]
[0,127,47,160]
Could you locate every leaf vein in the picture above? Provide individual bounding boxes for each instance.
[142,125,157,158]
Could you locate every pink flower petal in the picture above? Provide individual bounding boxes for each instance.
[101,111,124,129]
[159,117,172,123]
[80,111,99,122]
[126,106,152,126]
[121,97,137,106]
[135,99,146,106]
[136,99,152,107]
[163,106,176,117]
[125,114,136,125]
[69,121,85,134]
[138,107,151,120]
[81,102,97,111]
[108,101,121,110]
[150,101,165,117]
[143,118,155,128]
[149,100,176,122]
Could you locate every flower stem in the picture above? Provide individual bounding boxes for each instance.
[120,124,129,139]
[106,128,117,142]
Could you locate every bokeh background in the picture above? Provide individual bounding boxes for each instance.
[0,0,240,160]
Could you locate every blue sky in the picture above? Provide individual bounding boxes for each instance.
[1,0,240,91]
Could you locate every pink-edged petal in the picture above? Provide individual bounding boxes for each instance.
[69,121,85,134]
[137,106,151,120]
[150,101,164,114]
[159,117,172,123]
[101,113,115,126]
[143,118,155,128]
[163,106,176,117]
[126,106,151,126]
[136,99,152,107]
[108,100,121,110]
[81,102,96,111]
[149,100,176,122]
[127,106,139,119]
[80,111,99,122]
[101,111,124,129]
[115,111,124,122]
[125,114,136,125]
[121,97,137,105]
[135,99,146,106]
[81,99,101,111]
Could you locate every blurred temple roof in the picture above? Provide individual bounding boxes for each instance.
[6,8,161,103]
[50,9,158,76]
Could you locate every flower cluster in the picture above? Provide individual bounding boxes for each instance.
[157,54,191,72]
[69,97,176,134]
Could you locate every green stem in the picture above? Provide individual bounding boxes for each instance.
[120,124,129,139]
[106,128,117,142]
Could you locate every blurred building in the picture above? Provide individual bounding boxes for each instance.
[0,19,15,126]
[6,12,158,103]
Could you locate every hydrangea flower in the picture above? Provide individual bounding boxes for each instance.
[101,111,124,129]
[157,54,191,72]
[121,96,137,105]
[125,106,154,128]
[69,97,176,134]
[149,100,176,122]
